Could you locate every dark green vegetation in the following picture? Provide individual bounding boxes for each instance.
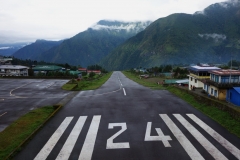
[167,86,240,138]
[13,39,63,60]
[101,1,240,70]
[0,106,57,160]
[12,20,151,67]
[62,72,112,91]
[122,71,240,138]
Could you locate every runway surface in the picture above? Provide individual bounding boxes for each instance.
[14,72,240,159]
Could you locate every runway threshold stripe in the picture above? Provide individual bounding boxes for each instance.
[187,114,240,159]
[159,114,204,160]
[34,117,73,160]
[173,114,227,160]
[56,116,87,160]
[123,88,126,96]
[78,115,101,160]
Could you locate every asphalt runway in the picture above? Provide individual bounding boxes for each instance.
[0,79,70,131]
[14,72,240,160]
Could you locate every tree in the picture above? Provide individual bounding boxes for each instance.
[89,72,95,78]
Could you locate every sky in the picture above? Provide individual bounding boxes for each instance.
[0,0,226,44]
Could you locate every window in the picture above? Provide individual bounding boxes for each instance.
[195,79,197,83]
[232,76,239,83]
[191,77,193,81]
[214,90,217,97]
[215,75,219,83]
[211,88,213,95]
[221,76,229,83]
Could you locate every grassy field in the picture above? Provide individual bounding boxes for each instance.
[62,72,112,91]
[122,71,165,89]
[122,71,240,138]
[0,106,57,160]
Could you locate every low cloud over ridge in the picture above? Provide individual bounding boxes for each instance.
[198,33,227,42]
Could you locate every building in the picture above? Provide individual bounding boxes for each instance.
[0,65,28,76]
[226,87,240,106]
[188,64,220,90]
[78,68,87,73]
[87,70,101,75]
[78,68,101,75]
[204,69,240,101]
[0,56,12,65]
[32,65,62,75]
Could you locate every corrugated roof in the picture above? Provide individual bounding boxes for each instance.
[33,65,62,71]
[0,65,28,69]
[209,69,240,76]
[176,79,189,84]
[189,65,220,72]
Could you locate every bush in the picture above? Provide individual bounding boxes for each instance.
[89,72,96,78]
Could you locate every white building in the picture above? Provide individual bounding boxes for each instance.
[0,65,29,76]
[188,64,220,90]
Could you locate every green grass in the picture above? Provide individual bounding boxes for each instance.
[61,83,77,90]
[0,106,57,159]
[122,71,165,89]
[167,86,240,138]
[62,72,112,91]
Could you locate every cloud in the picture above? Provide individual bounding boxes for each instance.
[90,21,151,33]
[198,33,227,42]
[194,0,240,15]
[0,47,12,50]
[0,0,226,44]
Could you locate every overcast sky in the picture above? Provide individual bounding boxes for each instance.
[0,0,226,44]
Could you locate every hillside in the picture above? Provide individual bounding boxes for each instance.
[100,0,240,70]
[12,40,63,60]
[36,20,151,67]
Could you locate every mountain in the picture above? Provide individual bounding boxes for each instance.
[12,39,63,60]
[100,0,240,70]
[36,20,152,67]
[0,42,28,56]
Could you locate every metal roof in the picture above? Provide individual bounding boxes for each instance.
[189,65,220,72]
[0,65,28,69]
[33,65,62,71]
[209,69,240,76]
[176,79,189,84]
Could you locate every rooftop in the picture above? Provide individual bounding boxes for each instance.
[33,65,62,71]
[209,69,240,75]
[0,65,28,69]
[189,65,220,72]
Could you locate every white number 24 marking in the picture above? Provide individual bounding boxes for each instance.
[106,122,172,149]
[106,123,130,149]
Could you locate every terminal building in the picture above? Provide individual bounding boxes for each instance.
[188,64,220,90]
[0,56,29,76]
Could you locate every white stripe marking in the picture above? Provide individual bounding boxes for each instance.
[160,114,204,160]
[0,112,7,117]
[187,114,240,159]
[56,116,87,160]
[78,115,101,160]
[174,114,227,160]
[123,88,126,96]
[34,117,73,160]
